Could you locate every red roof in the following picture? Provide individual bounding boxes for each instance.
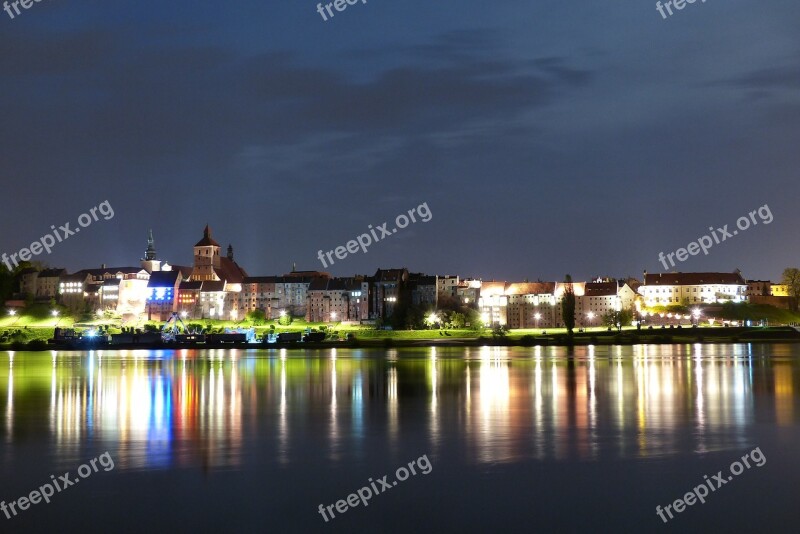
[214,257,248,284]
[584,282,618,297]
[195,225,220,247]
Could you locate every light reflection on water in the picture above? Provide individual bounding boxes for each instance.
[0,344,797,473]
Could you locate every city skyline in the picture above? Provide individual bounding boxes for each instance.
[6,225,793,283]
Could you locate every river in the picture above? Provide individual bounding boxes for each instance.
[1,344,798,533]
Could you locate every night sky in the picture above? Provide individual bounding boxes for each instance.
[1,0,798,281]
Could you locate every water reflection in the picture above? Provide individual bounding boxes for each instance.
[0,345,798,471]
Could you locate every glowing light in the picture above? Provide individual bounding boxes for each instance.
[51,310,59,317]
[331,312,337,320]
[279,310,286,317]
[181,311,187,318]
[8,309,16,316]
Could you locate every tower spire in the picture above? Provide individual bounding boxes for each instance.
[145,229,157,260]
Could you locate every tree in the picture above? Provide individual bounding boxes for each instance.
[491,324,508,338]
[781,268,800,312]
[448,312,466,329]
[247,309,266,325]
[0,266,14,305]
[561,274,576,336]
[602,309,633,332]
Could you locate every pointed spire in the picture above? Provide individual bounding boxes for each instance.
[145,229,157,260]
[195,225,220,247]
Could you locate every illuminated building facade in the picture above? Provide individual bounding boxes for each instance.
[638,272,747,306]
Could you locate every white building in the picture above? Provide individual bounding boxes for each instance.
[638,272,747,306]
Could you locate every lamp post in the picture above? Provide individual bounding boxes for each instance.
[587,312,595,330]
[534,312,541,330]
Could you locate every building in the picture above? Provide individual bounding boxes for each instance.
[437,275,460,299]
[176,281,202,317]
[146,271,183,321]
[771,284,790,297]
[238,271,330,319]
[199,281,228,319]
[576,279,638,326]
[746,280,772,298]
[638,271,747,306]
[747,281,792,309]
[35,268,67,299]
[59,272,92,312]
[371,268,409,319]
[18,268,39,297]
[504,282,557,329]
[477,281,508,326]
[410,274,438,307]
[188,226,248,320]
[306,278,349,323]
[141,229,162,273]
[305,277,369,323]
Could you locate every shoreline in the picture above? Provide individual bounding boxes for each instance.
[3,327,799,352]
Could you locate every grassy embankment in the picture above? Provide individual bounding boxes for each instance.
[3,302,800,348]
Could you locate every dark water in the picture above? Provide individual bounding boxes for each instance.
[1,344,799,533]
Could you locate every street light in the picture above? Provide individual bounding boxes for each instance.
[534,312,541,329]
[587,312,595,329]
[331,312,337,322]
[8,309,16,316]
[51,310,59,317]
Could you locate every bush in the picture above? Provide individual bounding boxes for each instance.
[246,309,266,325]
[519,335,536,346]
[27,339,48,350]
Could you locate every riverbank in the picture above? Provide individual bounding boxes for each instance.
[2,326,799,351]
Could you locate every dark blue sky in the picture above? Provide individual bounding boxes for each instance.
[1,0,798,281]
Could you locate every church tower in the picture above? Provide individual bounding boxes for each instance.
[191,225,221,281]
[141,229,162,273]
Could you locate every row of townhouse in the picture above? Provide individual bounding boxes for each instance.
[476,279,639,328]
[10,224,787,326]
